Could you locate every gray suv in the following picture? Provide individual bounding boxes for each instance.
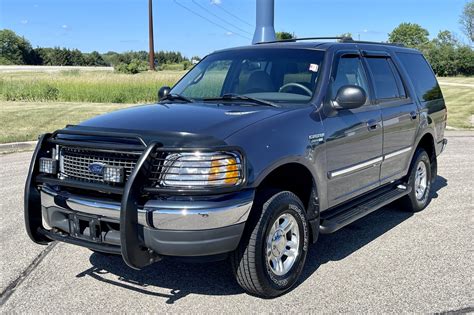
[25,38,447,298]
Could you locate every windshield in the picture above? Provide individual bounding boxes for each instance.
[171,48,325,104]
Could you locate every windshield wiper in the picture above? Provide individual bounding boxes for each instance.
[160,93,194,103]
[203,94,279,108]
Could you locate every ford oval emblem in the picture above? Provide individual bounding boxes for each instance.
[88,162,106,175]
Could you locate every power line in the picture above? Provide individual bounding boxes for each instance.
[192,0,252,36]
[173,0,251,40]
[211,1,254,28]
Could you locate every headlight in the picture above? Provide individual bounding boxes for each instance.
[159,151,243,188]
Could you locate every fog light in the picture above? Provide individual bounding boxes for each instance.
[103,166,124,183]
[39,157,57,174]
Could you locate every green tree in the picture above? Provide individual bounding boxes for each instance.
[425,30,474,76]
[84,51,109,66]
[70,49,85,66]
[433,30,459,47]
[276,31,295,40]
[0,29,36,64]
[338,32,353,39]
[388,23,429,47]
[459,0,474,42]
[456,45,474,75]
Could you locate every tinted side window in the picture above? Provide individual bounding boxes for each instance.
[331,55,369,99]
[397,53,442,102]
[366,57,404,100]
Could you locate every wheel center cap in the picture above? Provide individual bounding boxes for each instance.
[271,230,286,257]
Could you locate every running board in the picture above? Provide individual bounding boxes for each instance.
[320,184,411,234]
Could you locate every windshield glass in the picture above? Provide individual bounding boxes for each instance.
[171,48,325,104]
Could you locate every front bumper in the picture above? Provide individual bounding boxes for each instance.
[40,185,253,257]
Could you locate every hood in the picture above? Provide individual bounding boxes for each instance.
[79,102,287,140]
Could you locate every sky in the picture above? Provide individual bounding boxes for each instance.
[0,0,469,58]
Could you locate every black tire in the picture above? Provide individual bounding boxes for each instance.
[399,148,432,212]
[231,191,309,298]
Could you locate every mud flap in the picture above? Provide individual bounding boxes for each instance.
[24,133,52,244]
[120,142,161,269]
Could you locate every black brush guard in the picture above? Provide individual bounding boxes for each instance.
[25,130,159,269]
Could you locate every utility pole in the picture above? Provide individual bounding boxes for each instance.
[148,0,155,70]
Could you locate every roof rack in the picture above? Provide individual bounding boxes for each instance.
[255,36,353,44]
[256,36,405,47]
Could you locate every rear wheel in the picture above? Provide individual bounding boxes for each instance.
[400,149,432,212]
[231,191,309,298]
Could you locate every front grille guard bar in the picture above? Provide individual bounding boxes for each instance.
[120,142,161,268]
[25,132,159,269]
[49,126,147,151]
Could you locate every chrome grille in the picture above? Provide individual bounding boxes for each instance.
[59,147,141,185]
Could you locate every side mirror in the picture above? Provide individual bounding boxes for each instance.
[332,85,367,110]
[158,86,171,101]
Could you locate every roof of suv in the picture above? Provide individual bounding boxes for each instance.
[215,40,420,54]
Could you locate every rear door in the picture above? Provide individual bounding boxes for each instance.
[363,50,418,184]
[324,51,383,207]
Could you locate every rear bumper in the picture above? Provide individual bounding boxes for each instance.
[436,138,448,156]
[440,138,448,154]
[40,185,252,257]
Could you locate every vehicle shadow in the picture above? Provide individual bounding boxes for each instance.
[299,175,448,285]
[77,254,241,304]
[77,176,447,303]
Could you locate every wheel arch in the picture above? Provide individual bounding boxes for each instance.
[249,159,320,243]
[253,159,317,206]
[413,131,437,182]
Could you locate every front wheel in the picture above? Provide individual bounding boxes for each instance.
[231,191,309,298]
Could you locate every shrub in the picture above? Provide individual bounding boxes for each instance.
[114,59,149,74]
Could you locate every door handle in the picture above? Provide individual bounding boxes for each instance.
[410,111,418,120]
[366,119,379,131]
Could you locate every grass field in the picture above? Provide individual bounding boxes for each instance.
[0,101,137,143]
[438,77,474,85]
[0,70,185,103]
[0,70,472,143]
[438,80,474,130]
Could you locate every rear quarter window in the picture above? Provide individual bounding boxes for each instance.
[366,57,405,100]
[397,53,442,102]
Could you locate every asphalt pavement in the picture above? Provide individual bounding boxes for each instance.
[0,131,472,313]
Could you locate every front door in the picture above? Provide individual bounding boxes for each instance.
[323,51,383,207]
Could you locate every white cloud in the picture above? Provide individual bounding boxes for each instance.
[226,31,233,36]
[210,0,222,5]
[20,19,28,24]
[61,24,69,29]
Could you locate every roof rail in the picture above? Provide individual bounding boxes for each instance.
[340,38,406,47]
[255,36,353,44]
[255,36,406,47]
